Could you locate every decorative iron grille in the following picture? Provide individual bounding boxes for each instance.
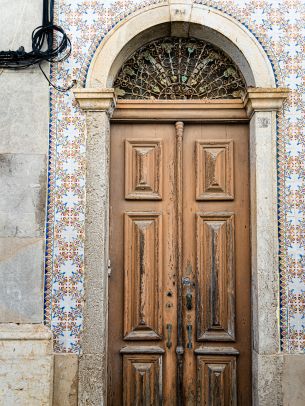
[114,37,247,100]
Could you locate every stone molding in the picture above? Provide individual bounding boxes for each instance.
[73,88,116,113]
[244,87,290,117]
[74,87,290,120]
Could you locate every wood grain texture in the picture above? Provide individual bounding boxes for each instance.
[123,354,163,406]
[196,140,234,200]
[125,139,163,200]
[124,212,162,340]
[109,123,177,405]
[110,119,251,405]
[175,121,185,406]
[196,212,235,341]
[121,346,165,354]
[182,123,251,405]
[196,355,237,406]
[112,100,249,122]
[195,347,239,356]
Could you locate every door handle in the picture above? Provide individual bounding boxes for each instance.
[186,291,192,310]
[186,324,192,349]
[166,324,172,349]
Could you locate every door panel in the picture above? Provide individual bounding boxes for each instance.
[182,123,251,406]
[125,139,163,200]
[195,140,234,200]
[124,211,163,340]
[123,353,163,405]
[109,121,251,405]
[196,212,235,341]
[196,355,237,406]
[109,123,177,405]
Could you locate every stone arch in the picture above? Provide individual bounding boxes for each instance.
[86,2,276,89]
[74,2,289,405]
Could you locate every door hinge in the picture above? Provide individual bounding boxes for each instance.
[108,259,112,277]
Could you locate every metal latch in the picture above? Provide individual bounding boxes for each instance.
[108,259,112,277]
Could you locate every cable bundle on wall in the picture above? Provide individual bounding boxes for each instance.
[0,0,74,92]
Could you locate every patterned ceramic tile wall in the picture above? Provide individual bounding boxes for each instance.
[46,0,305,353]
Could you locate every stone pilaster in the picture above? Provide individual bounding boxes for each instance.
[74,88,116,405]
[245,87,289,405]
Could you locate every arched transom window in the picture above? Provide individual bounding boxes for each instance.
[114,37,247,100]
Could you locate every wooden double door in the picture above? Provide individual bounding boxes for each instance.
[109,119,251,405]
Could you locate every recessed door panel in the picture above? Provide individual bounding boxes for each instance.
[123,353,163,405]
[124,212,163,340]
[195,140,234,200]
[125,139,163,200]
[196,355,237,406]
[196,212,235,341]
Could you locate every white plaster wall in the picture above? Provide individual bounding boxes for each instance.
[0,0,48,324]
[0,2,53,405]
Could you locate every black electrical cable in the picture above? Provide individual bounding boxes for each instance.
[0,0,74,92]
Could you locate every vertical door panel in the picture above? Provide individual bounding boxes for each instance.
[196,212,235,341]
[124,212,163,340]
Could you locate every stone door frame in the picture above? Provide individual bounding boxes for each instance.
[74,2,289,404]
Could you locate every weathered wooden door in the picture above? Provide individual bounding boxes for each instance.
[109,114,251,405]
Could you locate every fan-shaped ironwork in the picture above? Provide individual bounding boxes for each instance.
[114,37,247,100]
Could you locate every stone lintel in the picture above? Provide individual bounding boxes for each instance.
[243,87,289,117]
[74,88,116,112]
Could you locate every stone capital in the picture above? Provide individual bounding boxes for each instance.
[243,87,289,117]
[74,88,117,113]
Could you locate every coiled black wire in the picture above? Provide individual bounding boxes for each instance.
[0,0,74,92]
